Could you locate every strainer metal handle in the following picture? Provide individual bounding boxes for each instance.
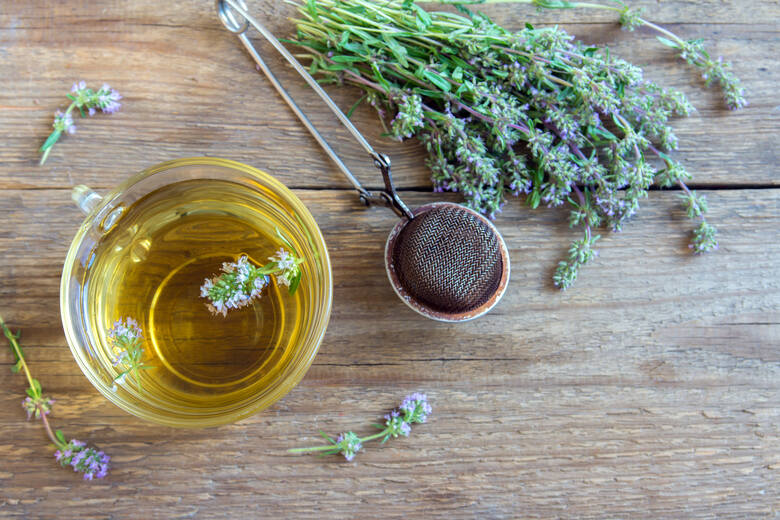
[216,0,414,220]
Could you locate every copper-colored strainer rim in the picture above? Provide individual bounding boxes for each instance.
[384,202,510,322]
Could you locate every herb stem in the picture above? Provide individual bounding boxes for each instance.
[0,314,37,395]
[40,411,67,450]
[287,445,338,453]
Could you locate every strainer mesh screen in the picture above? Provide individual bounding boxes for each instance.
[391,204,503,314]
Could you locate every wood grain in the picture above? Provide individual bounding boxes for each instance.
[1,188,779,518]
[0,3,777,190]
[0,0,778,518]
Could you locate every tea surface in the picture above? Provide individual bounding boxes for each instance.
[84,179,308,405]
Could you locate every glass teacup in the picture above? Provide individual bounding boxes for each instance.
[61,158,332,427]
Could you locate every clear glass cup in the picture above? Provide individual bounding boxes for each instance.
[61,157,332,427]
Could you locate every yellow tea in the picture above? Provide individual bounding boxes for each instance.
[83,179,311,406]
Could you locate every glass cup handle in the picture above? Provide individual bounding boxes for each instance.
[72,185,103,215]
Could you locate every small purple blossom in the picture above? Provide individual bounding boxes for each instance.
[400,393,432,423]
[53,110,76,135]
[22,395,54,420]
[384,410,412,438]
[108,317,143,344]
[71,80,87,93]
[336,432,362,461]
[55,439,110,480]
[97,83,122,114]
[106,317,149,391]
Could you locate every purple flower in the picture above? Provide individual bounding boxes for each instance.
[53,110,76,135]
[336,431,362,461]
[71,80,87,93]
[400,393,432,423]
[97,83,122,114]
[22,395,54,420]
[108,317,143,344]
[55,439,109,481]
[384,409,412,438]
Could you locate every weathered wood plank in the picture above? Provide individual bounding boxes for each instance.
[1,0,779,518]
[0,188,778,518]
[0,2,777,190]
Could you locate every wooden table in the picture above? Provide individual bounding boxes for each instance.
[1,1,778,518]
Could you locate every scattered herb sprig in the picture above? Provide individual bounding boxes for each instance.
[39,81,122,165]
[1,314,110,480]
[289,393,432,461]
[289,0,733,288]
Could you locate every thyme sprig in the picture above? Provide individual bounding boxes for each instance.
[289,0,726,288]
[107,317,153,392]
[200,232,304,317]
[39,81,122,165]
[1,314,110,480]
[289,393,432,461]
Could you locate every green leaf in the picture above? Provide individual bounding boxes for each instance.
[305,0,320,22]
[275,227,297,254]
[319,430,336,444]
[330,55,365,63]
[11,360,22,373]
[26,387,36,398]
[410,3,432,30]
[339,30,350,47]
[55,429,66,444]
[655,150,674,164]
[39,129,62,152]
[346,93,367,119]
[32,378,42,395]
[288,272,302,295]
[452,66,464,81]
[529,190,540,209]
[423,70,451,92]
[382,34,408,67]
[656,36,679,49]
[257,262,279,274]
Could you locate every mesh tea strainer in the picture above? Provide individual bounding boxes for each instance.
[217,0,510,321]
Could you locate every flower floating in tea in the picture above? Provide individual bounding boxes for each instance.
[200,244,304,317]
[2,314,111,480]
[289,393,432,461]
[39,81,122,165]
[107,317,153,392]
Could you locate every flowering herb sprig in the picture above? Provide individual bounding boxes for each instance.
[288,393,432,461]
[441,0,746,110]
[200,231,305,316]
[290,0,727,288]
[39,81,122,165]
[107,317,153,392]
[1,314,110,480]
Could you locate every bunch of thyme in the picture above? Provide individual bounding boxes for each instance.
[1,314,110,480]
[443,0,747,110]
[39,81,122,165]
[289,0,735,288]
[289,393,432,461]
